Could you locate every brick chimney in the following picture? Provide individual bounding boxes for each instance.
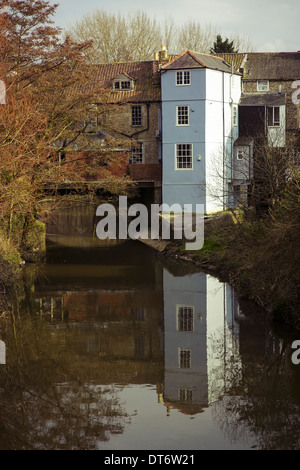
[154,45,169,66]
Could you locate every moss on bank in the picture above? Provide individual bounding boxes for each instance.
[0,218,46,291]
[0,238,22,290]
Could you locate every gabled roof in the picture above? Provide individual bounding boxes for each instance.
[113,72,135,81]
[89,61,161,102]
[161,50,236,73]
[216,52,300,80]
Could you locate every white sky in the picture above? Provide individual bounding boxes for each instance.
[49,0,300,53]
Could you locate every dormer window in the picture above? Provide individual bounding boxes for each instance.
[114,80,131,90]
[113,73,134,91]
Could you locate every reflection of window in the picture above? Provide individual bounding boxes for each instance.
[131,307,145,321]
[98,304,110,319]
[177,106,189,125]
[267,106,280,127]
[179,348,191,368]
[177,305,194,331]
[176,70,190,85]
[232,105,238,126]
[130,142,143,164]
[257,80,269,91]
[135,336,145,357]
[179,388,193,403]
[131,105,142,126]
[176,143,193,169]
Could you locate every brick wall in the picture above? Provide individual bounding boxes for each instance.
[128,163,162,182]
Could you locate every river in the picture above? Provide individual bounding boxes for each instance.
[0,201,299,450]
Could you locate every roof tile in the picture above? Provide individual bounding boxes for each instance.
[216,52,300,80]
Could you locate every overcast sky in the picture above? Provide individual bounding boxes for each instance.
[49,0,300,53]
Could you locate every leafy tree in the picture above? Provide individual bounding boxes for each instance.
[0,0,132,257]
[211,34,238,54]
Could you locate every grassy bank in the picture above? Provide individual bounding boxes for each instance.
[159,209,300,330]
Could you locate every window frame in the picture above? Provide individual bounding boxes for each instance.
[176,105,189,126]
[114,79,132,90]
[131,105,142,127]
[176,70,191,86]
[257,80,269,92]
[178,388,193,403]
[175,143,193,170]
[176,305,194,332]
[130,141,143,164]
[267,106,280,127]
[178,347,192,369]
[237,149,244,160]
[232,105,238,127]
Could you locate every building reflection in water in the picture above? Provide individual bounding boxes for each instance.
[162,269,242,416]
[33,242,247,418]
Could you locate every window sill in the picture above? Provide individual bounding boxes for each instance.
[175,168,194,171]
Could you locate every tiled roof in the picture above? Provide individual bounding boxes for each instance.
[215,53,247,71]
[161,50,235,73]
[234,136,254,146]
[87,60,161,103]
[240,92,286,107]
[216,52,300,80]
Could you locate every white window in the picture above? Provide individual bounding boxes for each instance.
[179,348,191,369]
[176,143,193,169]
[237,149,244,160]
[267,106,280,127]
[177,305,194,331]
[131,105,142,126]
[257,80,269,92]
[114,80,132,90]
[232,105,238,126]
[176,70,190,86]
[176,105,189,125]
[131,142,143,164]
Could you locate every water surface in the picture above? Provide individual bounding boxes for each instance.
[0,207,300,450]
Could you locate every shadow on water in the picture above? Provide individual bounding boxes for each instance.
[0,202,300,450]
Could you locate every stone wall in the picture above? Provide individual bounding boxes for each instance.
[104,101,161,166]
[242,79,299,135]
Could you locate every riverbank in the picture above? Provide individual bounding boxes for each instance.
[141,210,300,331]
[0,216,46,295]
[1,201,299,331]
